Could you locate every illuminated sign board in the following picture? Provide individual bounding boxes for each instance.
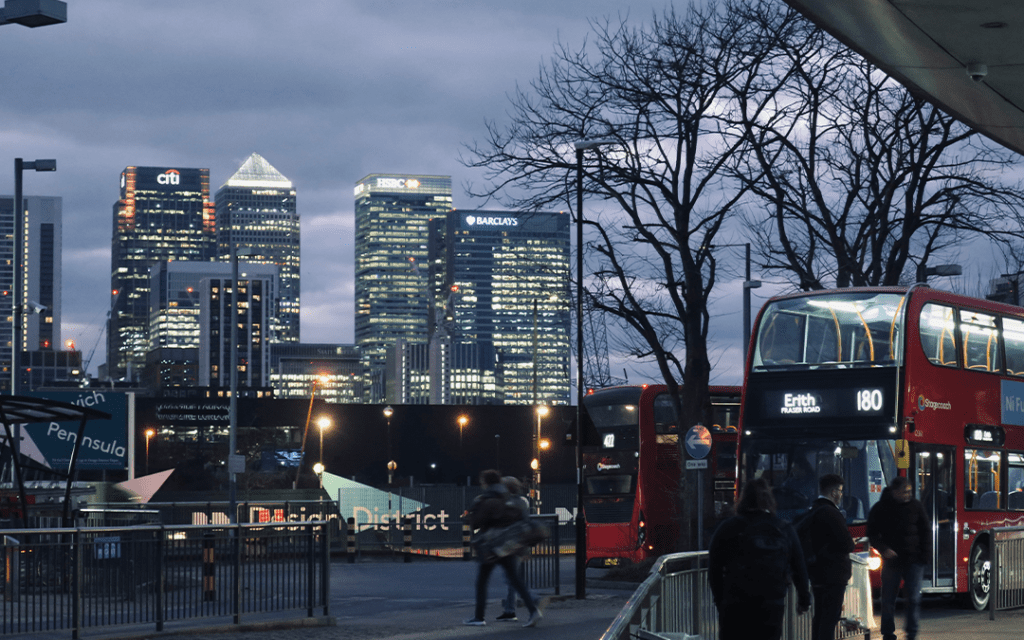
[354,177,422,195]
[464,214,519,228]
[157,169,181,185]
[134,167,203,192]
[23,391,129,471]
[763,387,887,419]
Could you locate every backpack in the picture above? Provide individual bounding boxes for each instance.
[793,506,821,571]
[728,515,793,600]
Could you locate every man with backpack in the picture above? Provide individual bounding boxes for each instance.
[797,474,855,640]
[709,477,811,640]
[463,469,542,628]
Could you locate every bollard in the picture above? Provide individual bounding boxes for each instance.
[403,516,413,563]
[202,532,216,602]
[463,522,472,560]
[347,517,356,564]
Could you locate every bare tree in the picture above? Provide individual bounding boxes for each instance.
[730,6,1024,289]
[463,1,804,548]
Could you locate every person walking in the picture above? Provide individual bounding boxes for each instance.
[867,476,931,640]
[497,476,532,621]
[803,474,855,640]
[708,477,811,640]
[463,469,542,628]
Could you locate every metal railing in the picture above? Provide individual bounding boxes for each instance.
[600,552,874,640]
[0,521,330,639]
[989,525,1024,618]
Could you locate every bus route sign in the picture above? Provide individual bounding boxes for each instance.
[684,424,712,459]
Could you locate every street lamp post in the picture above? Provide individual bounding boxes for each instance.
[144,428,155,475]
[12,158,56,395]
[709,243,762,362]
[533,405,549,514]
[384,405,395,484]
[0,1,67,27]
[317,416,330,474]
[294,375,328,489]
[573,138,614,599]
[457,414,468,454]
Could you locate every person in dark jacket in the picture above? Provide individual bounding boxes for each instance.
[805,474,855,640]
[709,477,811,640]
[463,469,541,628]
[867,476,931,640]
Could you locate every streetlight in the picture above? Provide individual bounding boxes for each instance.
[533,405,549,514]
[917,263,962,284]
[144,428,155,475]
[457,414,468,453]
[228,244,254,523]
[0,1,67,28]
[12,158,56,395]
[384,405,395,484]
[708,243,762,363]
[313,462,325,489]
[573,138,615,599]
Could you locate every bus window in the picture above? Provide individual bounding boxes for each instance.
[965,449,1002,509]
[586,475,633,495]
[960,309,1001,372]
[1004,317,1024,376]
[652,393,678,433]
[1008,453,1024,510]
[920,303,958,367]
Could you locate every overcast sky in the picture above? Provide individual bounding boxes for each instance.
[0,0,766,384]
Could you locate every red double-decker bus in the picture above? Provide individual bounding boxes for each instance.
[582,384,741,567]
[739,285,1024,609]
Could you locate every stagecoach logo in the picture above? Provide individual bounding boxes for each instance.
[596,461,621,471]
[781,392,821,414]
[917,395,952,412]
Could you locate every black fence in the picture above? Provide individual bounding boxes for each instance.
[0,522,329,638]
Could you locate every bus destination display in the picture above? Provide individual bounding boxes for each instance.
[763,387,887,418]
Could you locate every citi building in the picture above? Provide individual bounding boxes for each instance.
[108,167,215,382]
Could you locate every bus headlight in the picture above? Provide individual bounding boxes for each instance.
[867,549,882,571]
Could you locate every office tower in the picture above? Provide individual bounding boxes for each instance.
[354,174,452,400]
[269,343,364,404]
[146,260,278,389]
[198,265,277,388]
[429,210,571,405]
[0,195,63,391]
[215,153,299,343]
[109,167,215,382]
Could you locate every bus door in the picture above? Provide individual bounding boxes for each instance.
[911,444,956,590]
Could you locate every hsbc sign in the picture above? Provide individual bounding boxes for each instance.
[157,170,181,185]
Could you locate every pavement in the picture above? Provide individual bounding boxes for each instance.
[70,557,1024,640]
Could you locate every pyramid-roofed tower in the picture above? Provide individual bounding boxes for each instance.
[222,152,292,189]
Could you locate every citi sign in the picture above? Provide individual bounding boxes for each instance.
[465,215,519,227]
[157,169,181,185]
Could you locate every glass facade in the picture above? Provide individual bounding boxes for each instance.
[109,166,215,381]
[429,210,571,405]
[215,153,299,343]
[354,174,453,398]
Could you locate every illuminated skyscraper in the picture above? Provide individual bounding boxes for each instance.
[354,174,452,400]
[0,195,63,391]
[215,153,299,343]
[429,210,571,405]
[108,167,215,382]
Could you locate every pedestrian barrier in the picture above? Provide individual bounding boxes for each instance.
[462,522,472,560]
[0,521,330,639]
[403,516,413,563]
[989,525,1024,619]
[347,516,356,563]
[600,551,874,640]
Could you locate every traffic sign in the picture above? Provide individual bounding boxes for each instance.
[685,459,708,469]
[684,424,712,459]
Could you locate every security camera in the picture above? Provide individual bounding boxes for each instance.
[967,62,988,82]
[26,301,48,314]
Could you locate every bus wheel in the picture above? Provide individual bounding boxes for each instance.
[969,542,991,611]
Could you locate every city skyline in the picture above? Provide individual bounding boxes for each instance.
[0,1,760,386]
